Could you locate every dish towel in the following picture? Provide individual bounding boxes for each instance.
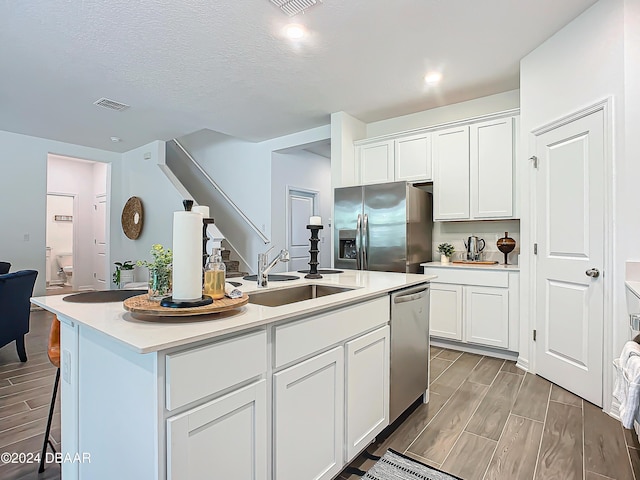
[225,282,243,299]
[620,341,640,370]
[614,352,640,428]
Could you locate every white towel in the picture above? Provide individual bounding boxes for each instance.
[620,341,640,369]
[615,355,640,428]
[225,282,243,299]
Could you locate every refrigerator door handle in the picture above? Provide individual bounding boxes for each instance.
[356,214,362,270]
[363,213,369,270]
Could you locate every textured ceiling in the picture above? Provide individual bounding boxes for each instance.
[0,0,598,153]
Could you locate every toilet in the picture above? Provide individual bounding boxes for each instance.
[56,253,73,286]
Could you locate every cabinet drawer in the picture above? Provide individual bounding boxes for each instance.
[166,329,267,411]
[423,268,509,288]
[274,296,389,368]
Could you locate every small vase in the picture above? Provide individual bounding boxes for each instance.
[119,270,134,289]
[148,266,172,301]
[440,254,450,264]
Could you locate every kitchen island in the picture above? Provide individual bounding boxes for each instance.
[31,270,434,480]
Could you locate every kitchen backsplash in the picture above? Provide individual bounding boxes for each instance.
[431,220,521,264]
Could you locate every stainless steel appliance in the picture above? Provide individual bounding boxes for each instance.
[464,235,486,261]
[390,285,430,423]
[334,182,432,273]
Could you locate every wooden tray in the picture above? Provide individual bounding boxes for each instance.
[451,260,499,265]
[123,293,249,317]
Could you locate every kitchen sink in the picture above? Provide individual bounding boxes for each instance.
[248,284,355,307]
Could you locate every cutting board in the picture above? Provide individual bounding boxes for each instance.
[451,260,499,265]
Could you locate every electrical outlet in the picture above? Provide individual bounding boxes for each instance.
[63,350,71,383]
[23,233,29,242]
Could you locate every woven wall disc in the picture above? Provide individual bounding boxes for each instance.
[121,196,144,240]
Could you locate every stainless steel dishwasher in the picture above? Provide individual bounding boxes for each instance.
[389,284,430,423]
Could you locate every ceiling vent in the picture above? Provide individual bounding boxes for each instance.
[270,0,319,17]
[93,98,130,112]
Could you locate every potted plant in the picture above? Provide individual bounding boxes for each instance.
[137,244,173,301]
[113,261,135,288]
[437,243,454,264]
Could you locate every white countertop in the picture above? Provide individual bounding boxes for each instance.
[31,270,435,354]
[421,261,520,271]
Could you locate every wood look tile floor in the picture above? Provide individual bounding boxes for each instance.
[340,347,640,480]
[0,310,60,480]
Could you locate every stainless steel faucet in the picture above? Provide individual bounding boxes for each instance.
[257,247,290,288]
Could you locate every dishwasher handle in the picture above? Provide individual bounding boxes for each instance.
[393,287,429,304]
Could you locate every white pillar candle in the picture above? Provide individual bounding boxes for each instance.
[192,205,210,218]
[309,216,322,225]
[172,211,203,301]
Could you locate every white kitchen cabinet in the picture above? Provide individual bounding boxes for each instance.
[429,284,463,341]
[274,346,345,480]
[358,140,395,184]
[395,132,432,182]
[345,326,390,461]
[424,267,519,353]
[167,380,267,480]
[470,117,514,219]
[432,126,471,220]
[465,286,509,349]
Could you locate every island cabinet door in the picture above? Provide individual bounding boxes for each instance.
[429,283,463,341]
[345,326,390,462]
[273,346,345,480]
[166,380,267,480]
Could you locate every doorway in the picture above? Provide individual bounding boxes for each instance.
[286,188,319,272]
[532,105,608,407]
[46,194,75,291]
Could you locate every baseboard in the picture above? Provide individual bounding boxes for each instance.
[430,338,518,361]
[516,357,530,373]
[609,399,621,420]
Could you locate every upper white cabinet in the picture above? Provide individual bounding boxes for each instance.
[395,132,432,182]
[470,117,514,219]
[433,116,517,221]
[432,126,470,220]
[358,140,395,184]
[355,133,433,185]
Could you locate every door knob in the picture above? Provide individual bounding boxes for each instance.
[585,268,600,278]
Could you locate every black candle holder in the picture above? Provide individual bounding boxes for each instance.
[305,225,323,279]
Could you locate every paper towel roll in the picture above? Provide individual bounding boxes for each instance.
[192,205,210,218]
[172,211,203,301]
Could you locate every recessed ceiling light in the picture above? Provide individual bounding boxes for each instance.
[424,72,442,86]
[110,136,122,143]
[283,23,306,40]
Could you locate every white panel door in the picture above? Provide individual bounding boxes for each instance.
[359,141,394,185]
[429,283,463,341]
[167,380,267,480]
[287,190,316,271]
[395,133,432,182]
[470,117,514,219]
[93,194,107,290]
[274,347,344,480]
[345,326,389,462]
[432,126,470,220]
[465,286,509,349]
[535,110,604,406]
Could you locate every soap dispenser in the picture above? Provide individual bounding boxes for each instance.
[204,248,226,300]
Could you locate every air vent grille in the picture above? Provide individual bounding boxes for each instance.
[270,0,318,17]
[93,98,130,112]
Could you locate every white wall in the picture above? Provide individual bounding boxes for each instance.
[0,130,120,295]
[115,141,183,285]
[519,0,629,412]
[271,150,332,271]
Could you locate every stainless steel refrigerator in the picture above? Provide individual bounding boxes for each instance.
[334,182,432,273]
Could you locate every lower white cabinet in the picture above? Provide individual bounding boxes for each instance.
[465,286,509,349]
[345,326,390,461]
[425,268,519,352]
[430,284,463,341]
[274,347,345,480]
[167,380,267,480]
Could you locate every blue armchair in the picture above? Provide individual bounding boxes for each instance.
[0,270,38,362]
[0,262,10,274]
